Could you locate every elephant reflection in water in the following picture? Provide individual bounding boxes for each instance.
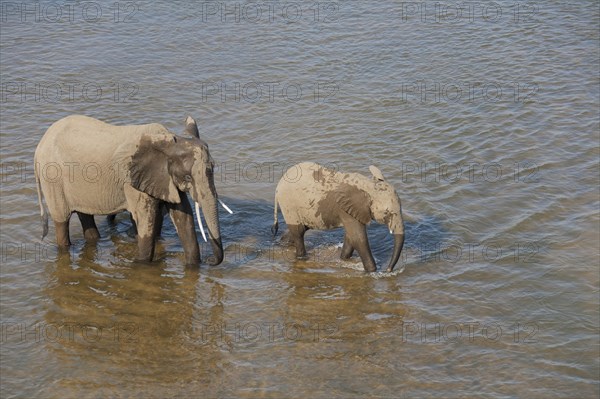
[44,241,199,335]
[41,248,226,396]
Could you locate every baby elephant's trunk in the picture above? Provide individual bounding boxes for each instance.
[385,233,405,272]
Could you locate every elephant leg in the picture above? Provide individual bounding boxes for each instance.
[288,224,308,259]
[166,194,200,266]
[340,233,355,260]
[134,206,160,262]
[54,219,71,248]
[126,189,160,262]
[136,235,155,262]
[342,216,376,272]
[46,192,72,248]
[77,212,100,241]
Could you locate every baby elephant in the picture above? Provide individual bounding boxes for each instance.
[272,162,405,272]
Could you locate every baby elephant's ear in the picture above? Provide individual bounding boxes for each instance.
[184,116,200,138]
[369,165,385,182]
[335,186,372,225]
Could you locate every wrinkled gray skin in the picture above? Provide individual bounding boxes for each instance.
[272,162,404,272]
[34,115,223,266]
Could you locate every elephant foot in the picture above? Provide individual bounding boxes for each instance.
[57,243,71,252]
[54,221,72,248]
[340,236,355,259]
[83,229,100,241]
[183,252,200,267]
[362,263,377,273]
[288,224,308,260]
[77,212,101,242]
[359,251,377,272]
[136,236,156,263]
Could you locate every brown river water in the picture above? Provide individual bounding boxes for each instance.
[1,1,598,398]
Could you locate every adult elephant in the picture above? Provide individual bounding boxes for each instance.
[272,162,405,272]
[34,115,223,266]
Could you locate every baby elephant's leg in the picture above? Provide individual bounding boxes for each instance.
[341,216,376,272]
[288,224,308,259]
[340,232,355,259]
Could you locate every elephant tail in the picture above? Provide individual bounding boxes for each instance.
[35,161,48,240]
[271,195,279,237]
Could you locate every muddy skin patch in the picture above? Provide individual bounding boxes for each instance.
[334,183,373,225]
[189,159,215,202]
[168,153,194,189]
[185,143,215,201]
[374,181,392,192]
[315,190,342,229]
[312,167,329,185]
[383,211,392,228]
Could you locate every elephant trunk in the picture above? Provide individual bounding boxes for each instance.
[199,194,223,266]
[385,233,405,272]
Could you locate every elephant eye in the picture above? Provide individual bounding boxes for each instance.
[184,174,192,182]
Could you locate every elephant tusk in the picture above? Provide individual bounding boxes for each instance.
[389,229,393,234]
[195,202,208,242]
[219,199,233,214]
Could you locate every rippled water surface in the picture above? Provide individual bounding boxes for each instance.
[1,1,599,397]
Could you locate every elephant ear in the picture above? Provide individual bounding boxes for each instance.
[129,136,181,203]
[369,165,385,182]
[334,185,373,225]
[184,116,200,138]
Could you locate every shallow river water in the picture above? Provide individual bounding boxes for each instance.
[1,1,599,398]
